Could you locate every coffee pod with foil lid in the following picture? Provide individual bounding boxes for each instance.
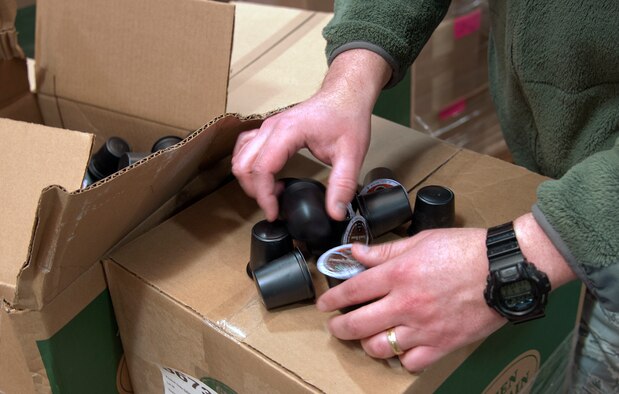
[341,215,371,245]
[360,167,403,195]
[356,185,412,239]
[253,248,315,310]
[317,244,368,313]
[407,185,455,236]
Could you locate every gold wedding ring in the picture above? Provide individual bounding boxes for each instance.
[386,327,404,356]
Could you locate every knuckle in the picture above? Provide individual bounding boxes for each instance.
[341,314,364,338]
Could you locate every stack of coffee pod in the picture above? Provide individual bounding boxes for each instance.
[82,135,183,188]
[248,171,456,312]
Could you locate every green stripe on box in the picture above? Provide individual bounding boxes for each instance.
[36,290,124,394]
[436,280,581,393]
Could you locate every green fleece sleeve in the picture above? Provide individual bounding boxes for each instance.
[536,136,619,312]
[322,0,451,87]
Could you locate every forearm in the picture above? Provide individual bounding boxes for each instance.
[323,0,450,86]
[513,213,578,290]
[317,49,392,114]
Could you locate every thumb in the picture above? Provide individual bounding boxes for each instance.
[325,155,361,221]
[352,237,414,268]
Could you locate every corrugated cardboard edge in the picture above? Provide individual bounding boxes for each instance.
[103,259,322,393]
[11,112,277,312]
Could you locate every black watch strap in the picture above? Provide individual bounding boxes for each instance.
[485,222,551,323]
[486,222,523,269]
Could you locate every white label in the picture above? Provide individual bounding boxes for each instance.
[160,366,218,394]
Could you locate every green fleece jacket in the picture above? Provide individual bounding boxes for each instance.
[323,0,619,312]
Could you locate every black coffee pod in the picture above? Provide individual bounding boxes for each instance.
[407,185,455,236]
[88,137,131,182]
[117,152,149,170]
[356,186,412,238]
[317,244,368,313]
[253,248,315,310]
[152,135,182,152]
[247,219,294,279]
[361,167,402,195]
[279,179,331,242]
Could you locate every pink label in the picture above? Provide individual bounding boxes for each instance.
[439,99,467,120]
[453,9,482,39]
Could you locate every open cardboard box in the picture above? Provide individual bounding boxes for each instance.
[104,115,583,393]
[1,0,331,392]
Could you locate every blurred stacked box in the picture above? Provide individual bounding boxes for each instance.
[412,0,511,160]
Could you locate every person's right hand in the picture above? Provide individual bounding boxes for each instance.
[231,49,392,221]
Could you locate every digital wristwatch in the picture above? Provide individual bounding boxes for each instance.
[484,222,551,324]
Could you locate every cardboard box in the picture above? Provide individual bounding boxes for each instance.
[1,1,335,391]
[0,0,243,391]
[104,115,583,393]
[227,1,330,115]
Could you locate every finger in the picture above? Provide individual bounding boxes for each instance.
[399,345,449,374]
[232,129,271,199]
[316,266,391,312]
[251,131,304,221]
[325,295,401,340]
[351,238,416,268]
[232,129,258,158]
[360,326,424,359]
[325,154,363,220]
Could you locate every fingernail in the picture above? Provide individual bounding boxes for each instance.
[335,202,347,219]
[355,243,370,254]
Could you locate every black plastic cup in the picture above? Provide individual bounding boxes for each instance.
[279,179,331,242]
[117,152,149,170]
[361,167,402,195]
[88,137,131,181]
[246,219,294,279]
[152,136,182,152]
[253,248,315,310]
[407,185,455,236]
[356,186,412,238]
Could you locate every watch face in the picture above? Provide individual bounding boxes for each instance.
[499,279,536,312]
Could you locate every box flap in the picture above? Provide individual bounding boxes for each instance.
[230,2,313,76]
[12,114,263,310]
[227,11,331,114]
[34,0,235,131]
[0,119,92,302]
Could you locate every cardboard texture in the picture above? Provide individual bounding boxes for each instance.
[0,0,259,391]
[227,2,330,114]
[105,116,582,393]
[34,0,234,134]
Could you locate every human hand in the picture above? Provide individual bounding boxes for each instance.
[232,90,371,221]
[316,228,506,373]
[231,49,392,221]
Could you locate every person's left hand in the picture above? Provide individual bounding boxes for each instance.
[316,228,507,373]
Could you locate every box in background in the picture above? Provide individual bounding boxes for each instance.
[233,0,333,12]
[0,0,241,392]
[105,115,582,393]
[2,0,338,391]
